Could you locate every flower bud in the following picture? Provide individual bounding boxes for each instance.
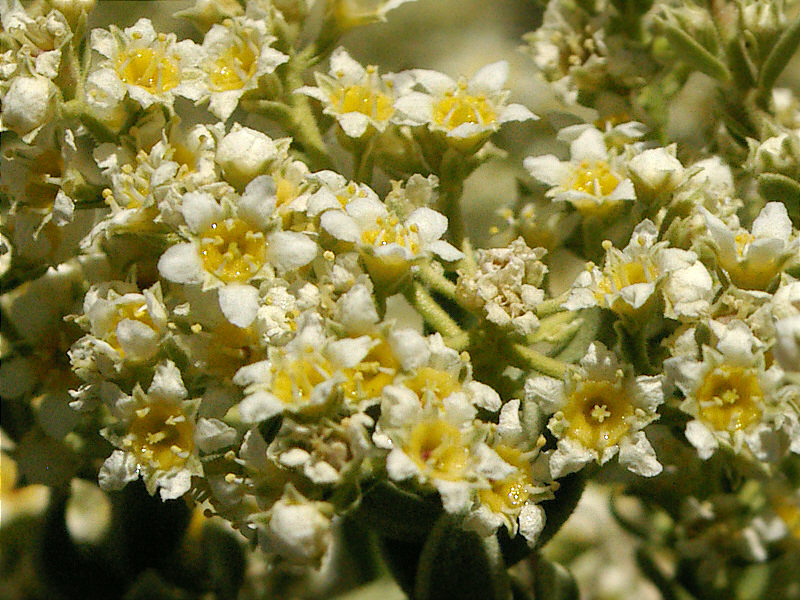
[215,125,281,191]
[2,76,56,139]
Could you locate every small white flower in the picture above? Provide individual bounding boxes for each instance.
[524,126,634,216]
[395,61,537,149]
[456,237,548,336]
[90,18,205,110]
[701,202,798,291]
[255,488,332,566]
[320,193,462,284]
[565,219,711,317]
[665,320,794,461]
[200,17,288,120]
[626,144,685,198]
[298,47,414,138]
[99,361,201,500]
[525,342,663,478]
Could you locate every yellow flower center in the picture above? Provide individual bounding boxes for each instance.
[408,419,470,481]
[563,380,633,450]
[734,231,755,258]
[200,218,267,283]
[342,338,399,402]
[107,300,155,356]
[479,445,532,513]
[128,402,194,471]
[361,216,419,252]
[116,45,180,95]
[330,84,393,121]
[271,356,336,405]
[209,40,257,91]
[569,160,620,196]
[404,367,460,403]
[434,91,496,131]
[696,364,763,432]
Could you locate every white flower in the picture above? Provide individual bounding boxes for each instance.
[395,60,537,149]
[319,193,462,283]
[298,47,414,138]
[701,202,798,290]
[234,314,373,422]
[99,361,201,500]
[89,18,205,110]
[565,219,712,317]
[626,144,685,198]
[524,126,635,216]
[525,342,664,478]
[71,281,168,377]
[665,320,795,461]
[255,488,332,565]
[157,178,317,325]
[200,17,288,121]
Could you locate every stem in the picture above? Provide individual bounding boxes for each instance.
[508,343,567,379]
[534,293,571,318]
[283,48,333,171]
[415,263,457,300]
[353,134,377,184]
[406,283,468,349]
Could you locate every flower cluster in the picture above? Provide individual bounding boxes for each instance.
[2,0,800,598]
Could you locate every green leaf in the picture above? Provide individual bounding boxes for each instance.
[757,173,800,224]
[758,14,800,101]
[414,514,510,600]
[554,308,603,364]
[533,557,580,600]
[656,17,732,82]
[356,481,442,542]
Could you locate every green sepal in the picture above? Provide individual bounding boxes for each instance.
[414,514,510,600]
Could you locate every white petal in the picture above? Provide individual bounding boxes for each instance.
[321,210,361,242]
[618,432,662,477]
[387,448,419,480]
[470,61,509,94]
[158,243,204,284]
[196,417,238,452]
[407,207,448,242]
[465,381,501,411]
[518,504,545,545]
[239,391,284,423]
[437,480,472,514]
[219,284,260,327]
[239,175,277,228]
[116,319,159,361]
[549,439,595,478]
[685,420,718,460]
[327,336,375,368]
[752,202,792,241]
[98,450,139,491]
[268,231,317,272]
[524,155,570,187]
[148,360,187,400]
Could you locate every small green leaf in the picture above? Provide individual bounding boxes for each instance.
[356,481,442,542]
[415,514,510,600]
[656,17,732,82]
[758,14,800,101]
[533,557,580,600]
[757,173,800,224]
